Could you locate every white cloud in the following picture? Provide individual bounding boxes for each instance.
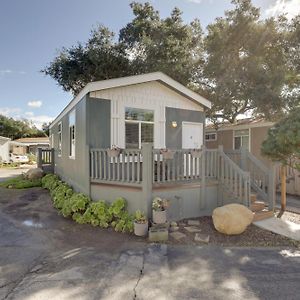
[0,107,22,117]
[186,0,203,3]
[265,0,300,19]
[27,100,42,108]
[29,115,53,129]
[0,69,26,76]
[0,106,53,129]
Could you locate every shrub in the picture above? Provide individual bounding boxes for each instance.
[51,183,73,209]
[111,211,134,233]
[42,174,60,190]
[82,201,112,227]
[61,193,90,218]
[0,175,42,189]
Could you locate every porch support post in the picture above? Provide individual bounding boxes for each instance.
[142,143,153,218]
[200,145,206,209]
[50,148,55,173]
[217,145,223,206]
[268,163,276,211]
[37,148,42,169]
[240,147,248,171]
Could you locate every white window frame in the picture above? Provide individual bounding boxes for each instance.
[233,129,250,150]
[124,107,154,149]
[205,132,217,142]
[69,110,76,159]
[58,122,62,157]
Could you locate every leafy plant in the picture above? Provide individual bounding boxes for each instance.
[42,174,60,190]
[108,197,126,217]
[51,183,73,209]
[111,211,134,233]
[134,210,147,224]
[82,201,112,227]
[152,197,170,211]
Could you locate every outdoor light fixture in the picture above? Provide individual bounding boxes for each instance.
[171,121,178,128]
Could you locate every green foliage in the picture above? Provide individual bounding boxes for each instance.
[0,175,42,189]
[0,114,46,140]
[42,174,60,190]
[42,175,134,233]
[82,201,112,227]
[43,0,300,125]
[261,109,300,170]
[134,210,147,224]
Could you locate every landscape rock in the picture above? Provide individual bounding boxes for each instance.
[184,226,201,233]
[170,232,186,241]
[26,168,43,179]
[170,221,178,227]
[148,227,168,242]
[212,204,253,235]
[187,220,200,226]
[194,233,210,243]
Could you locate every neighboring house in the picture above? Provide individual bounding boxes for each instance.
[48,72,275,220]
[0,136,27,163]
[205,118,274,166]
[13,137,50,155]
[0,136,11,163]
[205,118,300,197]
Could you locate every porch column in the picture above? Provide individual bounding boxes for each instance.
[141,143,153,218]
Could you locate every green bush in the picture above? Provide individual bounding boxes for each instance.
[82,201,112,227]
[0,175,42,189]
[41,175,134,233]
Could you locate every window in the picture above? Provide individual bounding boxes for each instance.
[234,129,249,150]
[69,110,75,158]
[58,122,62,156]
[125,107,154,149]
[205,133,217,141]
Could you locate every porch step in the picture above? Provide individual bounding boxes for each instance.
[250,201,266,212]
[253,210,274,222]
[250,193,257,203]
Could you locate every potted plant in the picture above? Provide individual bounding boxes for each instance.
[191,149,202,158]
[152,197,170,224]
[133,210,148,236]
[107,145,121,157]
[160,149,174,160]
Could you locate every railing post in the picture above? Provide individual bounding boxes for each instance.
[217,145,223,206]
[200,145,206,209]
[243,171,251,207]
[268,163,276,211]
[50,148,55,173]
[37,148,42,169]
[142,143,153,218]
[240,147,247,171]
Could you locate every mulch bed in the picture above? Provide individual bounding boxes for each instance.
[167,216,300,248]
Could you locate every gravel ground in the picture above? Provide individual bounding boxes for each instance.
[168,216,300,248]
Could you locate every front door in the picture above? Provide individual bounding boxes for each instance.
[182,122,203,149]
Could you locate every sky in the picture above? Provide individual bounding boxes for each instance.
[0,0,299,128]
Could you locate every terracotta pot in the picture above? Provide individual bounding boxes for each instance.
[107,149,120,157]
[152,210,167,224]
[134,221,149,236]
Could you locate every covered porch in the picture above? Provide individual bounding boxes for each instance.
[89,145,255,220]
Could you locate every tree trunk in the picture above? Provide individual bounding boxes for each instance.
[280,164,286,212]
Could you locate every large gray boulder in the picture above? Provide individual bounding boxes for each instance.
[26,168,44,179]
[212,203,253,235]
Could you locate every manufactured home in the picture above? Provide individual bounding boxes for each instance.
[49,73,276,220]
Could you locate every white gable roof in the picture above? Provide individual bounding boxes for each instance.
[50,72,211,128]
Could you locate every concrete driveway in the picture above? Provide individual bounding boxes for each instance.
[0,187,300,300]
[0,165,35,182]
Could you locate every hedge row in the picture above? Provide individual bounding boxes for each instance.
[42,174,134,233]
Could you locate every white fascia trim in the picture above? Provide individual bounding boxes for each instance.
[50,72,211,128]
[205,121,275,132]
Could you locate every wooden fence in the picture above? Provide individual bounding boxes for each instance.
[37,148,54,173]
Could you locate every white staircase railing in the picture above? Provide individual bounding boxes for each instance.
[218,146,251,207]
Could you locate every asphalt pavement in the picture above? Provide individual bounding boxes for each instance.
[0,185,299,300]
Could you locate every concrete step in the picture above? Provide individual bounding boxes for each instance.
[251,201,266,212]
[253,210,274,222]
